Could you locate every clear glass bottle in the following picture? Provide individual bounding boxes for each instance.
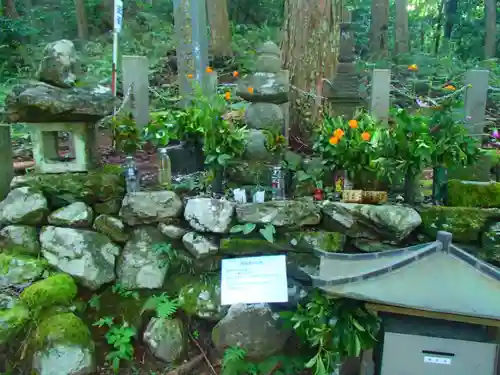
[271,165,285,200]
[156,147,172,186]
[123,156,139,194]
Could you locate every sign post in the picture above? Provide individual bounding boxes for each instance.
[112,0,123,103]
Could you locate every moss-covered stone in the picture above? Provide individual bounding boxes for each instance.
[10,166,125,210]
[32,312,93,350]
[0,253,47,287]
[20,273,77,310]
[219,236,284,255]
[178,274,228,321]
[447,180,500,208]
[0,294,30,345]
[418,206,500,243]
[285,231,346,252]
[480,221,500,264]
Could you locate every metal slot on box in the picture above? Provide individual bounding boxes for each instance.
[422,350,454,366]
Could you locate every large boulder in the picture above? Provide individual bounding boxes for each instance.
[244,103,284,130]
[184,198,235,233]
[119,191,183,226]
[178,275,227,321]
[93,214,129,244]
[212,304,290,359]
[116,226,170,289]
[236,72,288,104]
[143,317,186,363]
[4,81,116,123]
[0,225,40,255]
[0,293,30,345]
[236,199,321,227]
[20,273,77,310]
[37,39,81,88]
[48,202,94,228]
[31,312,96,375]
[182,232,219,259]
[322,203,422,241]
[0,253,46,288]
[0,187,48,226]
[40,227,120,290]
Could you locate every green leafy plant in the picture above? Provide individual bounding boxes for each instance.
[93,317,136,373]
[313,111,381,181]
[112,115,142,155]
[141,293,179,319]
[263,125,287,154]
[143,110,178,147]
[87,294,101,311]
[230,222,277,243]
[111,283,140,300]
[281,291,380,375]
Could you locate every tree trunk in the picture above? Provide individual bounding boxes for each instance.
[75,0,89,40]
[395,0,409,54]
[206,0,232,57]
[484,0,497,59]
[281,0,341,147]
[433,0,446,55]
[369,0,389,59]
[3,0,19,18]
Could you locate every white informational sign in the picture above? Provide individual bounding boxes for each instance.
[424,356,452,365]
[114,0,124,33]
[220,255,288,305]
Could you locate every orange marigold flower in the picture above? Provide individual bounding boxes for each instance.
[224,92,231,100]
[348,119,358,129]
[206,67,213,73]
[187,74,194,79]
[444,84,456,91]
[361,132,371,141]
[408,64,418,72]
[233,71,239,77]
[329,136,339,145]
[247,87,254,94]
[334,129,345,138]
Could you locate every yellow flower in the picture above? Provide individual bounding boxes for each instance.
[444,84,456,91]
[206,67,213,73]
[247,87,254,94]
[187,74,194,79]
[348,119,358,129]
[329,136,339,145]
[224,92,231,100]
[408,64,418,72]
[361,132,371,141]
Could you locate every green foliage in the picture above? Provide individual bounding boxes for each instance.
[280,291,380,375]
[93,316,136,373]
[112,115,142,155]
[447,180,500,208]
[221,346,304,375]
[313,111,381,179]
[230,223,277,243]
[111,283,140,300]
[141,293,179,319]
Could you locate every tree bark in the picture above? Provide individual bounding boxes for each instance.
[75,0,89,40]
[395,0,409,54]
[369,0,389,59]
[484,0,497,59]
[281,0,341,147]
[206,0,232,57]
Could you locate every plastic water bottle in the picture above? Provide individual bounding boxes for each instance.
[156,147,172,186]
[123,156,139,194]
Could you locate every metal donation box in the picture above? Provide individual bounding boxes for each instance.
[381,331,499,375]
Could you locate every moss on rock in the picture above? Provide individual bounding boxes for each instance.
[20,273,77,310]
[178,274,227,321]
[447,180,500,208]
[219,236,283,255]
[11,166,125,210]
[418,206,500,243]
[32,312,93,350]
[0,294,30,345]
[0,253,47,287]
[285,231,346,252]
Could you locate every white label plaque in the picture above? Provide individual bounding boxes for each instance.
[221,255,288,305]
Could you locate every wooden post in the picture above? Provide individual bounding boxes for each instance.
[0,126,13,200]
[464,69,489,134]
[122,55,150,130]
[370,69,391,124]
[173,0,211,106]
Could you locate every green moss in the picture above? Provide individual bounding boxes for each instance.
[447,180,500,208]
[13,168,125,209]
[219,237,282,255]
[178,275,226,320]
[418,206,500,243]
[480,222,500,264]
[0,295,30,345]
[32,312,93,350]
[0,253,46,286]
[20,273,78,310]
[286,231,346,252]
